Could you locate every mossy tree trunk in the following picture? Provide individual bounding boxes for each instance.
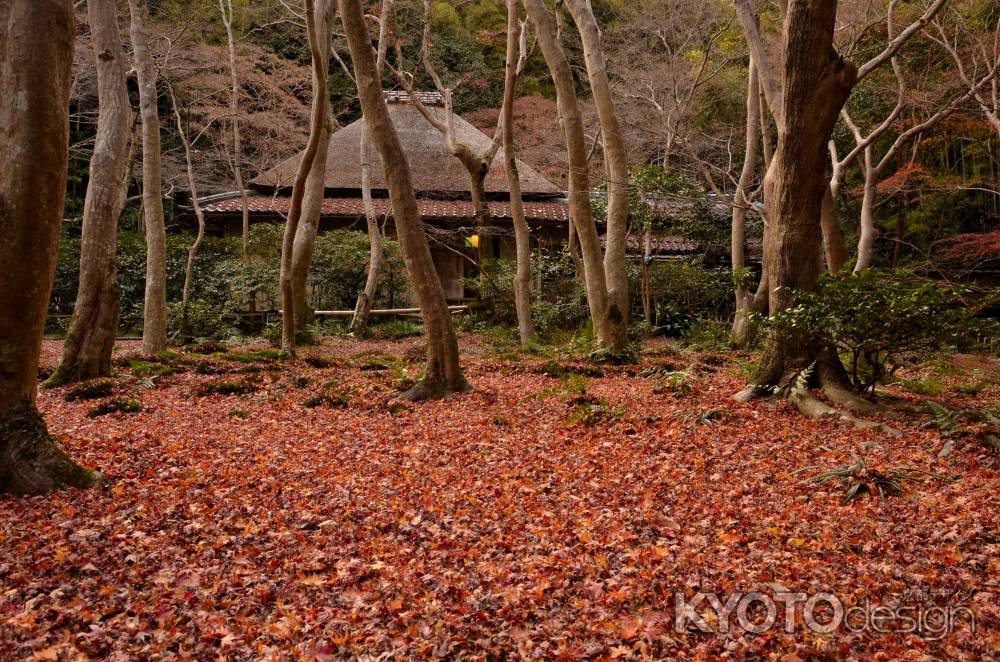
[0,0,100,495]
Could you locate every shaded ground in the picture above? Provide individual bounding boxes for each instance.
[1,335,998,660]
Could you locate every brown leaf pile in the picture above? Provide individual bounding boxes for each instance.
[1,337,997,660]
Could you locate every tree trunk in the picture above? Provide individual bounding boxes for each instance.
[747,0,857,390]
[502,0,535,349]
[128,0,168,354]
[218,0,251,264]
[279,0,329,353]
[349,128,384,335]
[350,0,393,336]
[820,179,848,273]
[565,0,630,352]
[290,0,336,332]
[523,0,615,352]
[341,0,469,400]
[853,146,877,272]
[48,0,131,386]
[0,0,100,495]
[170,87,207,341]
[731,63,761,347]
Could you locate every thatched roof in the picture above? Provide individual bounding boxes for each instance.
[250,94,562,197]
[200,193,570,223]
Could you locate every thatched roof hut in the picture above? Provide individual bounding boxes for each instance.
[250,92,562,198]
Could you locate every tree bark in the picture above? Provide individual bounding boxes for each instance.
[169,86,207,341]
[218,0,251,264]
[502,0,535,349]
[48,0,132,386]
[747,0,857,390]
[854,145,877,271]
[128,0,168,354]
[341,0,469,400]
[731,62,761,346]
[0,0,100,495]
[290,0,337,332]
[522,0,618,354]
[565,0,630,352]
[351,0,395,336]
[279,0,329,352]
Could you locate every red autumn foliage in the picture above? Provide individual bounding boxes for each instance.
[1,337,998,659]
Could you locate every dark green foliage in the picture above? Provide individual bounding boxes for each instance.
[649,259,734,331]
[535,361,604,379]
[65,379,116,401]
[87,398,141,418]
[229,409,250,419]
[757,271,1000,393]
[196,379,261,396]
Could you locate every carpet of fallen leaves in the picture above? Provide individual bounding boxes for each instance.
[1,335,998,660]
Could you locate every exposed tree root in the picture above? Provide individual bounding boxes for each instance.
[398,378,472,403]
[0,406,102,496]
[733,372,899,436]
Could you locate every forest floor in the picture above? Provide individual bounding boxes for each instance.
[1,335,998,660]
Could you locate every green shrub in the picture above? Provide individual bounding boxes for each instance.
[758,270,1000,393]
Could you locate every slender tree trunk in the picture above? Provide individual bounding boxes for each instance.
[641,228,652,325]
[502,0,535,349]
[218,0,251,263]
[350,128,384,335]
[853,147,877,272]
[128,0,167,354]
[290,0,336,331]
[565,0,630,352]
[342,0,469,400]
[747,0,857,390]
[0,0,100,495]
[169,87,207,341]
[820,179,848,272]
[523,0,614,351]
[279,0,329,353]
[48,0,131,386]
[350,0,394,336]
[731,63,761,346]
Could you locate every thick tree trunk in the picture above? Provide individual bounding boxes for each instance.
[279,0,329,352]
[523,0,615,352]
[731,63,761,347]
[502,0,535,349]
[290,0,336,331]
[128,0,168,354]
[0,0,99,495]
[748,0,857,390]
[49,0,131,386]
[342,0,469,400]
[565,0,630,352]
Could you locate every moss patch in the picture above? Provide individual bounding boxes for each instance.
[87,397,141,417]
[65,379,116,401]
